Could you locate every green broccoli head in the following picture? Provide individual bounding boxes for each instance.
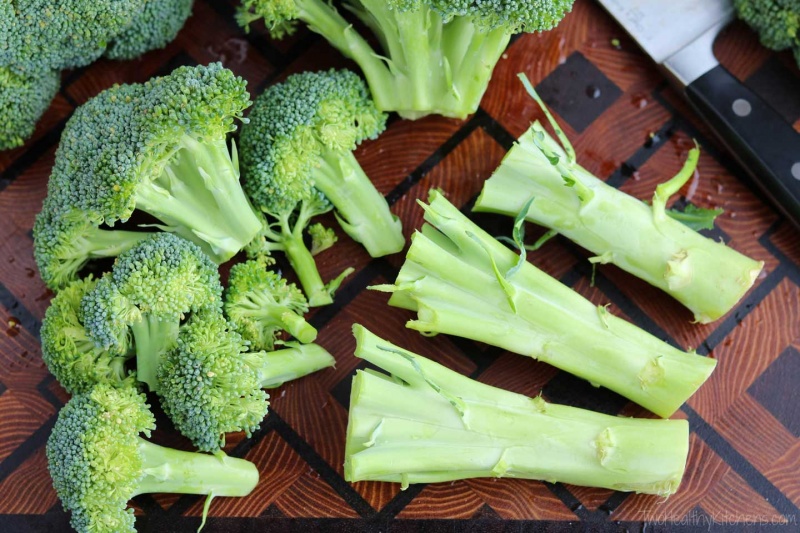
[406,0,574,32]
[224,257,316,351]
[237,0,300,37]
[240,69,386,214]
[41,277,136,394]
[44,62,261,263]
[0,66,59,150]
[105,0,194,60]
[735,0,800,53]
[157,311,269,452]
[2,0,141,71]
[308,222,337,255]
[46,382,156,532]
[81,233,221,349]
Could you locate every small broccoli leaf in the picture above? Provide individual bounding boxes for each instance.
[505,196,536,279]
[466,231,517,313]
[325,267,355,297]
[665,203,723,231]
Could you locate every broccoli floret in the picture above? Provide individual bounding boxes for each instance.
[244,189,354,307]
[81,233,222,390]
[44,62,262,263]
[105,0,195,60]
[308,222,337,255]
[2,0,141,71]
[33,196,155,290]
[225,257,317,351]
[735,0,800,62]
[0,66,59,150]
[345,325,690,495]
[240,69,403,260]
[46,382,259,533]
[157,311,334,452]
[41,277,135,394]
[237,0,574,119]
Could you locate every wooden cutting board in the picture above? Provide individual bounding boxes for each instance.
[1,1,798,530]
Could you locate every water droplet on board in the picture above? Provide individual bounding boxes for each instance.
[585,85,601,99]
[631,93,648,109]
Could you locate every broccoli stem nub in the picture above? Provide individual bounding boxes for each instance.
[249,343,336,389]
[134,438,258,497]
[134,135,262,263]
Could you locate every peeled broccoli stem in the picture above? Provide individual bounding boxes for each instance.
[230,292,317,343]
[375,192,716,418]
[135,438,258,497]
[134,135,263,263]
[473,123,764,323]
[291,0,509,118]
[132,315,180,390]
[345,325,689,495]
[248,343,336,388]
[314,149,404,257]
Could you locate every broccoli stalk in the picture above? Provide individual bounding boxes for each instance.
[225,258,317,351]
[246,193,354,307]
[158,312,334,452]
[345,325,689,495]
[473,76,764,323]
[239,69,404,261]
[81,233,223,391]
[372,191,716,418]
[47,383,258,533]
[237,0,573,119]
[249,342,336,388]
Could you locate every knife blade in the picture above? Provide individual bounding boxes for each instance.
[598,0,800,229]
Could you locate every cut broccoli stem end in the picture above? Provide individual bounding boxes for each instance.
[282,312,318,344]
[132,315,181,391]
[134,438,259,497]
[253,343,335,389]
[135,135,263,263]
[345,326,689,495]
[314,150,404,257]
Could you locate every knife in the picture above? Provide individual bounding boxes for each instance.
[597,0,800,229]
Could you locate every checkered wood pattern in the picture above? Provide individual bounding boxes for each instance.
[1,1,799,531]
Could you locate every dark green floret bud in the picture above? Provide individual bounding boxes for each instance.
[0,66,60,150]
[105,0,195,60]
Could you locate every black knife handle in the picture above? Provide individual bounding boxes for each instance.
[685,64,800,228]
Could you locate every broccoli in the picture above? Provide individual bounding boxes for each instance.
[244,189,354,307]
[157,311,335,452]
[33,196,155,290]
[735,0,800,65]
[371,191,717,418]
[38,62,263,264]
[237,0,574,119]
[308,223,337,255]
[80,232,222,391]
[2,0,140,71]
[345,325,690,495]
[0,66,60,150]
[473,76,765,323]
[225,257,317,351]
[240,69,404,260]
[46,382,259,533]
[41,277,136,394]
[105,0,195,60]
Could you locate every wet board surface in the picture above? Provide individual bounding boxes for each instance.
[0,1,799,531]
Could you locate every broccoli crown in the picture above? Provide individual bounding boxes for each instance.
[225,257,309,350]
[0,65,60,150]
[41,277,134,394]
[157,311,269,452]
[2,0,141,71]
[105,0,194,60]
[393,0,574,32]
[50,62,250,224]
[735,0,800,51]
[239,69,386,213]
[46,383,155,533]
[80,233,222,351]
[308,222,337,255]
[237,0,300,36]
